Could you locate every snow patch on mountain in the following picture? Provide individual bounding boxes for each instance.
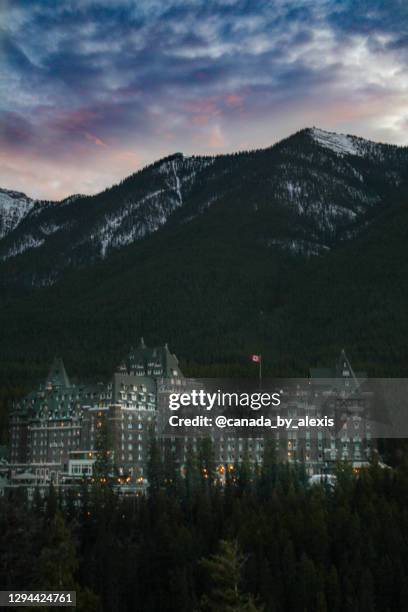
[93,187,183,257]
[267,238,329,257]
[3,235,45,259]
[90,157,213,257]
[0,189,35,239]
[40,222,62,236]
[171,160,183,205]
[309,128,362,157]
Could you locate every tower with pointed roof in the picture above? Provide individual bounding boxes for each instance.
[310,349,366,390]
[119,340,182,379]
[45,357,71,389]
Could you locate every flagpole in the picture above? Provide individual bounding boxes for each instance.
[250,354,262,387]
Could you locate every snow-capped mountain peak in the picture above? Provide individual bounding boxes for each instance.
[1,127,407,288]
[308,127,363,156]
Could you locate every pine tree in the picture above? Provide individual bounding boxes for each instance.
[316,591,328,612]
[358,568,376,612]
[198,436,216,491]
[93,415,113,484]
[163,440,182,496]
[237,445,252,495]
[185,442,202,503]
[326,565,341,612]
[259,437,277,497]
[44,482,58,521]
[36,510,100,611]
[32,486,44,517]
[36,511,78,590]
[147,428,163,495]
[198,540,263,611]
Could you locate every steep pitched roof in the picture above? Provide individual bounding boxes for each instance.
[310,349,366,391]
[45,357,71,389]
[119,340,182,377]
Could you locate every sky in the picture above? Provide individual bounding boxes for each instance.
[1,0,407,200]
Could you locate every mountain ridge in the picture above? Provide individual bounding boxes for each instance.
[1,126,407,291]
[3,126,405,205]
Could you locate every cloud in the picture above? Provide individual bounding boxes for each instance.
[209,125,226,148]
[0,0,407,198]
[84,132,108,147]
[225,94,244,107]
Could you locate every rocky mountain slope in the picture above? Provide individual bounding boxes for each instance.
[0,189,35,241]
[1,128,407,290]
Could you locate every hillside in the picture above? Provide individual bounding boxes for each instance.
[2,127,407,291]
[0,127,408,406]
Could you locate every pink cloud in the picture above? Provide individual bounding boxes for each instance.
[184,99,219,114]
[192,115,211,126]
[209,125,225,148]
[84,131,108,147]
[184,98,222,126]
[225,94,244,108]
[50,108,101,131]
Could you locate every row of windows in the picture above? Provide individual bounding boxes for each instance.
[70,464,92,475]
[121,454,143,462]
[120,384,149,392]
[32,430,80,438]
[121,444,144,451]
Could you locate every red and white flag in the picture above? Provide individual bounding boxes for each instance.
[250,354,261,363]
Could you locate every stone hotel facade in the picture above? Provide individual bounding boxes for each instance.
[9,342,374,483]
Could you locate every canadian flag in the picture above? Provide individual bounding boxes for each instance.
[250,354,261,363]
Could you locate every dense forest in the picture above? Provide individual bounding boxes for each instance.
[1,190,408,446]
[1,438,408,611]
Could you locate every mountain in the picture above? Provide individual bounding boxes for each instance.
[0,127,408,402]
[1,127,407,291]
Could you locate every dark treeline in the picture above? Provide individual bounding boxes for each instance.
[2,439,408,611]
